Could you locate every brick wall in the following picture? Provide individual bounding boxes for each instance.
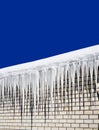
[0,70,99,130]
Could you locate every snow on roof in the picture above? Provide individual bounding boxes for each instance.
[0,45,99,77]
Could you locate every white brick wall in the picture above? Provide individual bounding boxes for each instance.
[0,75,99,130]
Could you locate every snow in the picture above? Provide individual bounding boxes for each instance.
[0,45,99,77]
[0,45,99,129]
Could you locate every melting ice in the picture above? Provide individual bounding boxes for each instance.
[0,45,99,129]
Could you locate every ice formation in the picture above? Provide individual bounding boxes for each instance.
[0,45,99,129]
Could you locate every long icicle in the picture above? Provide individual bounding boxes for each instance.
[43,68,47,122]
[35,71,39,115]
[53,67,57,118]
[60,66,64,110]
[68,65,71,111]
[56,66,61,112]
[89,61,94,106]
[94,59,98,102]
[77,62,80,110]
[64,65,68,110]
[70,64,72,111]
[84,61,89,101]
[2,79,4,111]
[82,61,85,108]
[71,63,76,110]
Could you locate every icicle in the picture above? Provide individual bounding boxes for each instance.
[28,72,31,114]
[93,58,98,102]
[67,70,69,111]
[13,75,19,113]
[40,70,45,112]
[89,61,94,106]
[28,71,34,129]
[1,78,4,110]
[57,66,61,100]
[64,66,67,103]
[8,76,11,108]
[68,65,71,111]
[35,71,39,112]
[31,72,36,111]
[13,77,16,114]
[82,62,84,107]
[18,74,23,123]
[53,67,57,117]
[64,64,69,110]
[11,77,15,111]
[7,76,10,99]
[94,59,98,89]
[70,63,76,109]
[84,61,88,100]
[60,66,64,108]
[47,68,50,117]
[48,67,55,104]
[76,62,80,110]
[4,77,7,100]
[70,65,72,110]
[50,68,55,102]
[96,56,99,100]
[22,75,26,113]
[82,61,85,108]
[24,74,28,114]
[44,69,47,123]
[45,68,49,118]
[47,67,57,117]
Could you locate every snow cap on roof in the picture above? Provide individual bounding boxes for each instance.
[0,45,99,77]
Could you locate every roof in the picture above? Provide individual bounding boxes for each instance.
[0,45,99,77]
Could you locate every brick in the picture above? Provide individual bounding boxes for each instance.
[83,119,93,123]
[60,119,66,123]
[75,129,83,130]
[94,119,99,123]
[76,119,83,123]
[32,127,38,130]
[75,111,83,114]
[93,110,99,114]
[84,128,93,130]
[89,124,98,128]
[72,115,79,119]
[89,115,98,119]
[59,128,66,130]
[67,128,74,130]
[80,115,88,119]
[38,127,44,130]
[48,123,55,127]
[63,123,70,127]
[52,128,58,130]
[71,123,79,128]
[56,123,63,127]
[67,119,75,123]
[80,124,88,128]
[84,110,92,114]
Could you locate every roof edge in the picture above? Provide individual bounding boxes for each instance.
[0,45,99,74]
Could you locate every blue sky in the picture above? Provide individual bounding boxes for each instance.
[0,1,99,68]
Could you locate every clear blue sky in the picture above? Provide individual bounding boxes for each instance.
[0,1,99,68]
